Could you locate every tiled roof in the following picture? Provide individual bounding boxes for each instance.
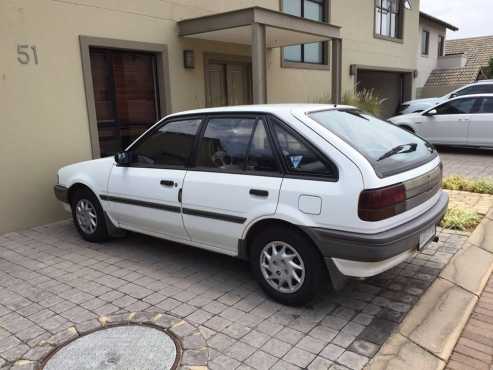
[425,35,493,87]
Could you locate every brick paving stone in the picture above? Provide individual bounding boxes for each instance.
[446,274,493,370]
[225,341,256,362]
[337,351,368,370]
[245,350,277,370]
[320,343,345,361]
[263,338,292,358]
[284,347,316,368]
[0,220,473,368]
[309,356,333,370]
[296,335,327,354]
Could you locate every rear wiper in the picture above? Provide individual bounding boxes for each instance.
[377,143,418,161]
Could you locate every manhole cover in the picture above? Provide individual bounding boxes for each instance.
[43,325,178,370]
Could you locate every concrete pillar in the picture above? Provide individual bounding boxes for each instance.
[251,23,267,104]
[331,38,342,104]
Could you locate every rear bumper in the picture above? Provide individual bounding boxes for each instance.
[54,185,69,203]
[303,190,449,263]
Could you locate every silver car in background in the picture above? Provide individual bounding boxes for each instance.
[396,80,493,115]
[390,94,493,148]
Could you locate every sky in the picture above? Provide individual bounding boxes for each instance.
[420,0,493,39]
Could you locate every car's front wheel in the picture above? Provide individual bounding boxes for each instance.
[250,226,325,306]
[71,188,109,242]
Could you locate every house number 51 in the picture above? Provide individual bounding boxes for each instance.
[17,44,39,65]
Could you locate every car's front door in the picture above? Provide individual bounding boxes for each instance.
[468,97,493,147]
[106,117,202,241]
[417,97,477,145]
[181,116,283,254]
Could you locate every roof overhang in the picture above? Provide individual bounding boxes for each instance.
[178,7,341,48]
[420,11,459,32]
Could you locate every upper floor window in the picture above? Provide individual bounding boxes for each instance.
[282,0,327,65]
[375,0,403,40]
[438,35,445,57]
[421,30,430,55]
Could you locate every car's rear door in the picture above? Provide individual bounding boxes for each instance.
[181,115,283,254]
[467,97,493,147]
[418,97,476,145]
[106,117,202,241]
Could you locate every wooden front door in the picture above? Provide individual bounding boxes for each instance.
[89,47,160,157]
[206,61,252,107]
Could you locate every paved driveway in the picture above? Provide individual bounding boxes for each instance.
[438,146,493,179]
[0,222,468,370]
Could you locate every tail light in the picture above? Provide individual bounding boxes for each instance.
[359,183,406,221]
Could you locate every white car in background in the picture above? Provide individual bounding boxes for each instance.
[54,105,447,305]
[397,80,493,115]
[390,94,493,148]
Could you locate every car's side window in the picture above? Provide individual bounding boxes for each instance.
[195,117,256,171]
[270,117,336,178]
[245,119,279,173]
[132,118,202,167]
[456,84,493,96]
[435,98,476,115]
[478,98,493,114]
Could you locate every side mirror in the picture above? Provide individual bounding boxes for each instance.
[424,109,437,116]
[114,151,132,166]
[449,93,457,99]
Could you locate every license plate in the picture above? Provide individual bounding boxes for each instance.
[418,226,436,251]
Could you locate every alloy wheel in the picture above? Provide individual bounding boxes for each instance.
[75,199,98,235]
[260,241,305,294]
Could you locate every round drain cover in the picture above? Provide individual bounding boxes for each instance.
[43,326,178,370]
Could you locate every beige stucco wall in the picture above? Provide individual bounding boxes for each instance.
[0,0,420,234]
[416,17,446,90]
[332,0,420,97]
[0,0,335,234]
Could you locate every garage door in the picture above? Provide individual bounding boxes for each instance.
[357,70,412,119]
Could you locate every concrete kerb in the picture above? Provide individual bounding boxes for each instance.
[366,212,493,370]
[7,312,208,370]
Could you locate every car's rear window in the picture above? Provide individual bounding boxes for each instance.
[309,109,437,178]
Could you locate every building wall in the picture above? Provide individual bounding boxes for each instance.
[332,0,420,98]
[416,17,446,96]
[0,0,335,234]
[0,0,420,234]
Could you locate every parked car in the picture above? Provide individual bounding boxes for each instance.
[397,80,493,115]
[390,94,493,147]
[54,105,448,305]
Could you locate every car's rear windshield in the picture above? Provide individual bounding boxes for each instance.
[309,109,437,178]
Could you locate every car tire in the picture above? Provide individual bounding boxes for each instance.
[250,226,325,306]
[71,188,109,243]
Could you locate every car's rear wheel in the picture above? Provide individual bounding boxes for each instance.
[71,188,109,242]
[250,226,325,306]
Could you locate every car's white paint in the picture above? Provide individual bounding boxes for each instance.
[398,80,493,115]
[333,250,414,278]
[390,94,493,147]
[57,104,442,278]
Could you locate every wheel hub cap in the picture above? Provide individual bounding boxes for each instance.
[75,199,97,235]
[260,241,305,294]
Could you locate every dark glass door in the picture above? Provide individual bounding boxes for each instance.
[90,48,160,157]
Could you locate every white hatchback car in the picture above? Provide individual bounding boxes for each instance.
[390,94,493,147]
[55,105,448,305]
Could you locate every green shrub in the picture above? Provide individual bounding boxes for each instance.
[440,207,482,231]
[442,176,493,194]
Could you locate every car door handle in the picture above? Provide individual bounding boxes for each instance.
[250,189,269,197]
[160,180,175,187]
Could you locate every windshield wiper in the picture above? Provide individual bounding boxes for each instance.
[377,143,418,161]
